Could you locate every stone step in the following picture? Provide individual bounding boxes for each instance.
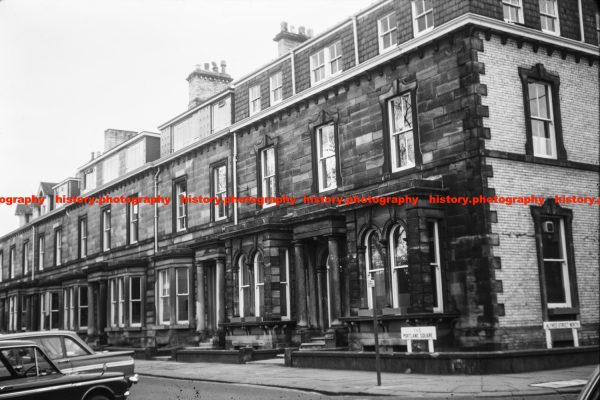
[198,342,215,349]
[152,355,173,361]
[299,341,326,351]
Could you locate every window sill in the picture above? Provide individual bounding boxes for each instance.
[548,307,579,316]
[148,324,190,331]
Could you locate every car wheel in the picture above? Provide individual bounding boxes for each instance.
[87,394,112,400]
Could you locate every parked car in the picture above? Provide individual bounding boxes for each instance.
[0,339,135,400]
[578,365,600,400]
[0,331,135,379]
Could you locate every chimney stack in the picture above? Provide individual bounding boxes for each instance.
[104,129,137,152]
[187,61,233,109]
[273,21,311,57]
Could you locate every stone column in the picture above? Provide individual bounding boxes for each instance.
[327,236,342,326]
[293,241,308,328]
[87,283,96,337]
[196,263,206,333]
[316,265,326,329]
[306,248,318,327]
[98,281,108,344]
[216,258,225,327]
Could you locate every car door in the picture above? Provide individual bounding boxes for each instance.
[28,336,73,373]
[0,346,78,400]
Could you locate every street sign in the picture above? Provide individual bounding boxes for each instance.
[401,326,437,353]
[543,320,580,349]
[401,326,437,340]
[367,279,375,288]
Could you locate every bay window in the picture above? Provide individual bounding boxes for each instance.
[158,269,170,325]
[78,286,88,330]
[157,268,189,325]
[427,221,443,313]
[280,249,291,320]
[365,231,386,310]
[389,225,409,310]
[130,277,142,327]
[253,253,265,318]
[110,277,125,328]
[238,255,253,318]
[176,268,189,324]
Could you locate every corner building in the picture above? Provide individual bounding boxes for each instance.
[0,0,598,354]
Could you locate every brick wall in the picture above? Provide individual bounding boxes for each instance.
[479,34,599,166]
[487,158,599,328]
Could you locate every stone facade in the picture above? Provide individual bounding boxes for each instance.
[0,0,598,354]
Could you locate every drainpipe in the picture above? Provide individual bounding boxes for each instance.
[153,167,161,253]
[31,225,36,281]
[233,132,238,225]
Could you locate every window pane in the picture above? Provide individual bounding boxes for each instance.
[131,277,141,300]
[544,261,566,303]
[177,296,188,321]
[131,302,141,324]
[541,219,562,259]
[177,269,188,294]
[64,338,88,357]
[393,227,408,266]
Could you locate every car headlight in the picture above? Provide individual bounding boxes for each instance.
[128,374,139,384]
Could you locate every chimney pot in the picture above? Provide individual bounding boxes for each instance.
[221,60,226,74]
[204,63,210,70]
[281,21,288,32]
[307,28,314,37]
[91,152,95,160]
[299,26,306,35]
[212,62,218,72]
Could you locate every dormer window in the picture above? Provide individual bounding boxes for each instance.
[310,41,342,86]
[83,168,96,192]
[502,0,523,24]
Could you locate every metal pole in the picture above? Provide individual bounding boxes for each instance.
[371,284,381,386]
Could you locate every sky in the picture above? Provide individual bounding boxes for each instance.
[0,0,375,235]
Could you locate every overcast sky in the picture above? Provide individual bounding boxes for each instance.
[0,0,374,234]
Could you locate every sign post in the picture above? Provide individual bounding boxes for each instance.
[368,279,381,386]
[542,321,580,349]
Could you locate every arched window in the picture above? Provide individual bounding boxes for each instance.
[254,252,265,317]
[389,224,409,310]
[238,255,253,318]
[365,231,386,310]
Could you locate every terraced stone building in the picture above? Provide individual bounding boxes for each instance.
[0,0,598,355]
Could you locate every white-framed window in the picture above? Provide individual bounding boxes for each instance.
[38,235,45,271]
[596,11,600,43]
[41,292,60,330]
[79,218,87,258]
[83,168,96,192]
[260,147,276,207]
[389,225,409,310]
[541,218,572,308]
[158,269,170,325]
[78,286,88,330]
[129,277,142,327]
[316,124,337,192]
[238,255,252,318]
[213,165,227,221]
[502,0,524,23]
[176,268,189,324]
[23,241,29,275]
[388,93,416,171]
[20,296,27,330]
[539,0,559,34]
[412,0,434,37]
[249,84,261,116]
[310,41,343,86]
[129,202,139,244]
[54,229,62,266]
[110,277,125,328]
[427,221,443,313]
[175,180,187,232]
[9,247,15,279]
[528,80,556,158]
[365,231,386,310]
[378,12,398,53]
[280,249,291,320]
[102,208,111,251]
[102,154,119,183]
[63,287,74,330]
[125,140,145,172]
[270,72,283,105]
[8,296,17,332]
[253,253,264,317]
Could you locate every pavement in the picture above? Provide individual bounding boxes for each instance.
[134,357,598,398]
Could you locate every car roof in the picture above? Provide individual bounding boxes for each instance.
[0,340,38,348]
[0,330,78,339]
